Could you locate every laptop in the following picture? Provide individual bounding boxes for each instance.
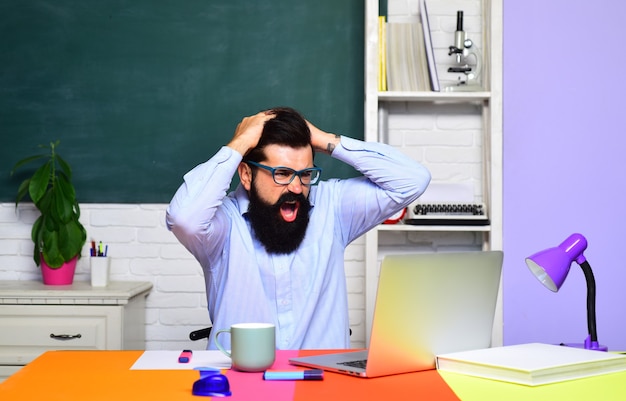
[289,251,503,378]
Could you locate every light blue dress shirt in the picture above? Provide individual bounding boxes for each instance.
[166,136,430,350]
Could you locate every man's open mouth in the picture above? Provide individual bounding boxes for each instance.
[279,200,300,222]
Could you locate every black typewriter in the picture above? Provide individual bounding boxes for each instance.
[404,203,489,226]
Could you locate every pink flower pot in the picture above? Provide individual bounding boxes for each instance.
[40,256,78,285]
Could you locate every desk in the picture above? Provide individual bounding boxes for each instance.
[1,350,625,401]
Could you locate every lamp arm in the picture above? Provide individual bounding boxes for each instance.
[578,260,598,343]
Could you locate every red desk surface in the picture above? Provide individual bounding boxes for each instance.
[0,349,460,401]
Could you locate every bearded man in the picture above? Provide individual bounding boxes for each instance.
[166,107,431,350]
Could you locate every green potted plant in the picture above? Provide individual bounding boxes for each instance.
[11,140,87,285]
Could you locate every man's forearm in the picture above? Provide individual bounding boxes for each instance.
[308,122,341,155]
[331,136,431,202]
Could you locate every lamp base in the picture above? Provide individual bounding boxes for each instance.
[558,335,608,352]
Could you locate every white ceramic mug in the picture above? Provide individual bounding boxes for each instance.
[214,323,275,372]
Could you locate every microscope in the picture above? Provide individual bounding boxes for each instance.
[445,11,482,91]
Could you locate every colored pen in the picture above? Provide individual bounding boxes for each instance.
[178,349,193,363]
[263,369,323,381]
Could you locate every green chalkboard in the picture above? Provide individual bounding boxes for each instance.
[0,0,364,203]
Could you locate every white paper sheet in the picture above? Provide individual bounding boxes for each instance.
[130,350,232,370]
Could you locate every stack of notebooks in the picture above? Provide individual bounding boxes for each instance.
[436,343,626,386]
[378,0,439,92]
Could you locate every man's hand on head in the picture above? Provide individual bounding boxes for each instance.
[227,111,276,157]
[307,120,340,155]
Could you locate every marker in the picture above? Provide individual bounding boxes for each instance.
[263,369,324,381]
[178,349,193,363]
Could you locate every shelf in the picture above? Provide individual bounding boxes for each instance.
[377,91,491,102]
[363,0,503,348]
[377,224,491,232]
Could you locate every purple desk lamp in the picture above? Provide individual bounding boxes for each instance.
[525,233,608,351]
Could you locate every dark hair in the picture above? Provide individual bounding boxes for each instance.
[244,107,313,163]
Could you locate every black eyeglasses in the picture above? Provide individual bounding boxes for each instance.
[245,160,322,185]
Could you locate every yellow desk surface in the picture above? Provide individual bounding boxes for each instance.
[440,369,626,400]
[1,350,625,400]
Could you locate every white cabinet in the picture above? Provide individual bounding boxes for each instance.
[363,0,502,344]
[0,281,152,382]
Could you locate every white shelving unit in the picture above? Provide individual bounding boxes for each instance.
[363,0,503,344]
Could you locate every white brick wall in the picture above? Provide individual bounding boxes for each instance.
[0,202,368,349]
[386,102,484,201]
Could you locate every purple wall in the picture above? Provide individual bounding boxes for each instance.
[503,1,626,349]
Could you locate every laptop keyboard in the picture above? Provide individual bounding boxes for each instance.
[338,359,367,369]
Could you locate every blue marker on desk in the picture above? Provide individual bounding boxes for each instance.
[263,369,323,381]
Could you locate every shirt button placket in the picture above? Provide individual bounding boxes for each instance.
[274,257,294,348]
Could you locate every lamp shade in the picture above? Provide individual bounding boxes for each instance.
[525,233,588,292]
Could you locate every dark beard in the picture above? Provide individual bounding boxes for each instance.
[247,184,311,254]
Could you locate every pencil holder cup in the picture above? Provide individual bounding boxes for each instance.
[90,257,110,287]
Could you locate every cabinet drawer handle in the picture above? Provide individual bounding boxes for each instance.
[50,333,82,341]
